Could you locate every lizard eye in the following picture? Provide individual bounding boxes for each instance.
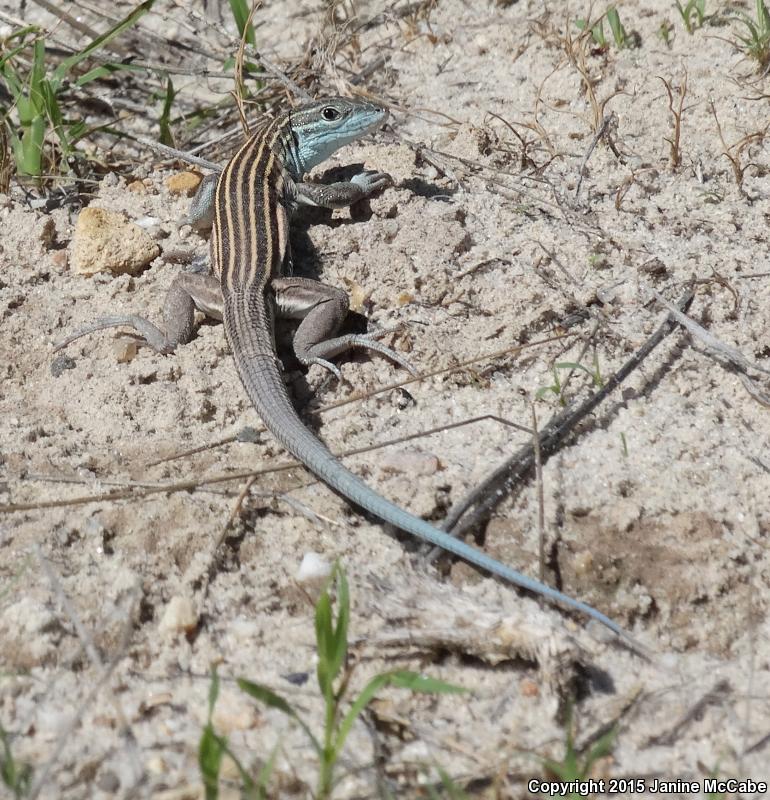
[321,106,341,121]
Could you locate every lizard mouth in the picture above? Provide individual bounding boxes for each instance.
[353,104,388,137]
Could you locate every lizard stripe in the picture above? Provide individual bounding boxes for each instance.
[215,114,290,295]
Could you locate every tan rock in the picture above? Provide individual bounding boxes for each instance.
[38,216,56,248]
[165,171,203,197]
[112,339,138,363]
[127,180,146,193]
[158,596,198,635]
[72,207,159,276]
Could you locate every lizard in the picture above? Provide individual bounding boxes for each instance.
[56,96,642,651]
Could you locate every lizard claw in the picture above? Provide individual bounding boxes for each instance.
[305,357,343,382]
[339,327,418,377]
[351,170,393,197]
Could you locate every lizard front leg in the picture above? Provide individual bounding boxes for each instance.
[294,170,392,209]
[186,169,392,234]
[54,272,223,354]
[272,276,415,380]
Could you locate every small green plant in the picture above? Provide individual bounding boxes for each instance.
[536,359,604,407]
[1,725,32,800]
[606,8,630,47]
[576,7,631,48]
[0,1,153,178]
[576,16,608,48]
[200,565,465,799]
[676,0,708,33]
[732,0,770,70]
[227,0,256,45]
[705,766,727,800]
[541,706,616,800]
[427,766,470,799]
[658,19,675,46]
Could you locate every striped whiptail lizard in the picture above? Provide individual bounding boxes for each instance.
[57,97,640,651]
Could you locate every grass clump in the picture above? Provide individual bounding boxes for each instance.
[732,0,770,70]
[676,0,708,33]
[199,564,466,799]
[576,7,635,49]
[537,359,605,407]
[0,1,153,179]
[541,705,616,800]
[1,725,32,800]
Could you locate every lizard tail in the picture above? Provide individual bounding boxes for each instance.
[224,296,645,654]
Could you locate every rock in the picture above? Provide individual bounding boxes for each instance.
[165,171,203,197]
[38,216,56,248]
[127,180,146,193]
[50,355,76,377]
[71,207,159,276]
[347,280,369,313]
[158,596,198,635]
[51,250,68,270]
[112,339,138,363]
[296,552,332,585]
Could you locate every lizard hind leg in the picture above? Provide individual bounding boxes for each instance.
[54,272,223,355]
[272,276,417,380]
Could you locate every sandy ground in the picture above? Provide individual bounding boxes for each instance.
[1,0,770,797]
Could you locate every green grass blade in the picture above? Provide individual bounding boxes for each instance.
[253,743,279,800]
[220,742,257,797]
[237,678,321,754]
[0,40,37,72]
[1,726,33,799]
[335,671,465,758]
[387,672,466,694]
[759,0,770,29]
[315,586,334,699]
[74,61,143,87]
[315,565,349,699]
[18,113,44,176]
[607,7,626,47]
[436,765,469,799]
[51,0,155,90]
[40,78,71,158]
[208,666,221,716]
[228,0,256,45]
[158,75,177,146]
[199,725,225,800]
[330,567,349,684]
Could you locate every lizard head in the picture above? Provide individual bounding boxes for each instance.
[289,96,388,172]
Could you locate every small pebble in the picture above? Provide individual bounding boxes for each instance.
[165,171,203,197]
[50,355,76,377]
[296,552,332,584]
[236,426,261,444]
[38,217,56,248]
[113,339,138,363]
[158,596,198,635]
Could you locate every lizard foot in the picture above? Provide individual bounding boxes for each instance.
[53,315,174,354]
[351,170,393,196]
[300,326,417,380]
